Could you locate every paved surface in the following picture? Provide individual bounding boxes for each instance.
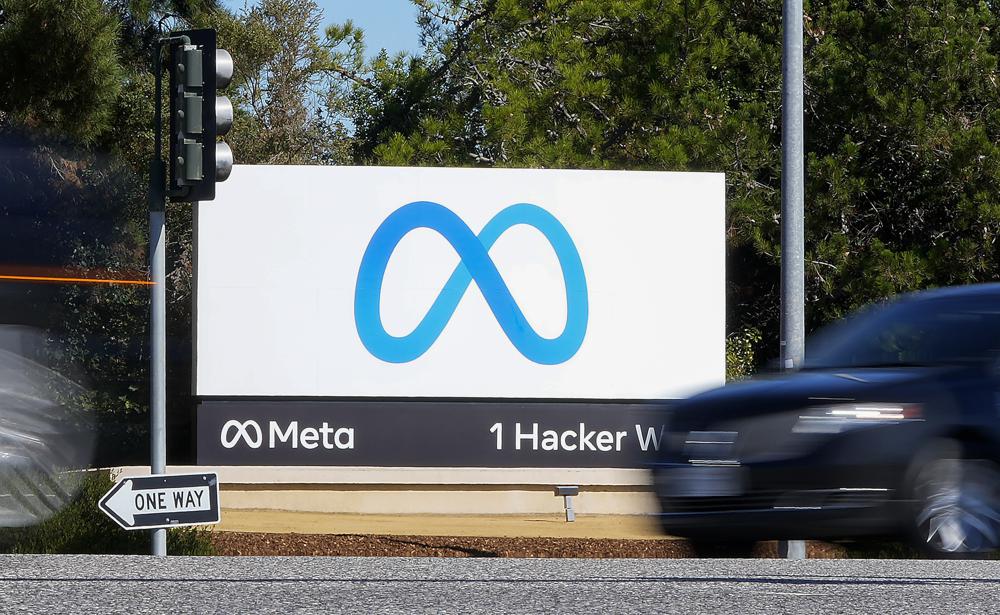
[0,555,998,613]
[217,510,665,539]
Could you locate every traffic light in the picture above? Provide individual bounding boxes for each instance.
[168,29,234,202]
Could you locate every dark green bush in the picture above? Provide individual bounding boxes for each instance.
[0,469,214,555]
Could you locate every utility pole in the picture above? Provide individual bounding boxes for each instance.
[779,0,806,561]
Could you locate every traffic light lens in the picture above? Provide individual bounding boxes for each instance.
[216,49,234,89]
[215,142,234,182]
[216,96,233,135]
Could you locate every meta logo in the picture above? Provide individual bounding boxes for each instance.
[220,419,355,450]
[354,201,588,365]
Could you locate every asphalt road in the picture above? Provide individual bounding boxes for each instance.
[0,555,998,613]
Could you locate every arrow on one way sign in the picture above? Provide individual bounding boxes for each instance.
[99,473,221,530]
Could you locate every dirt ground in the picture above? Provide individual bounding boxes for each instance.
[211,532,846,558]
[210,510,847,558]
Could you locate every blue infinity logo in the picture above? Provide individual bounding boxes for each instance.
[354,201,588,365]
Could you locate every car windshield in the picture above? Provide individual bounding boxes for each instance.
[804,296,1000,369]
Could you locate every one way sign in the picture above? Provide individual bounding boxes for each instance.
[99,473,221,530]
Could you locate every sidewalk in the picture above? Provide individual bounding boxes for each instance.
[216,510,667,540]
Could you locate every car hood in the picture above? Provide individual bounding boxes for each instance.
[672,366,960,427]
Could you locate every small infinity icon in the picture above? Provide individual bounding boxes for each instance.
[354,201,588,365]
[220,419,263,449]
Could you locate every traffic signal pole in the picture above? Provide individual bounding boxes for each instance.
[149,34,168,559]
[149,33,189,558]
[149,29,233,556]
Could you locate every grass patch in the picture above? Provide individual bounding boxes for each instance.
[0,469,214,555]
[838,540,923,559]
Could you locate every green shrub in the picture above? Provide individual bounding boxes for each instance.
[726,327,763,381]
[0,469,214,555]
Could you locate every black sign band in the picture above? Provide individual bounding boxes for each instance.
[197,399,672,468]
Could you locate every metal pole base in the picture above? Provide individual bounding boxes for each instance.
[152,528,166,557]
[778,540,806,559]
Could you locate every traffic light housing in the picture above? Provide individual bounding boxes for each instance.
[168,29,234,202]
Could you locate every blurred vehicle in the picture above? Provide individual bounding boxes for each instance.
[0,326,95,526]
[652,283,1000,557]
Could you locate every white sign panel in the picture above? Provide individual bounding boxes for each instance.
[195,166,724,399]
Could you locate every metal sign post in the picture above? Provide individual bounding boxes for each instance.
[779,0,806,561]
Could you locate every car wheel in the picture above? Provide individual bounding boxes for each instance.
[909,441,1000,557]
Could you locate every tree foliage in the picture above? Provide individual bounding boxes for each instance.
[209,0,355,165]
[804,1,1000,321]
[351,0,1000,361]
[0,0,124,144]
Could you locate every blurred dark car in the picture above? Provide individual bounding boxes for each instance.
[652,284,1000,557]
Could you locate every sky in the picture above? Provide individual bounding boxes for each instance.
[222,0,422,57]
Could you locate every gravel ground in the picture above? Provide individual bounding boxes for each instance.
[2,554,998,613]
[211,532,849,558]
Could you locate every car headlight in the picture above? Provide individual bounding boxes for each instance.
[792,403,923,434]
